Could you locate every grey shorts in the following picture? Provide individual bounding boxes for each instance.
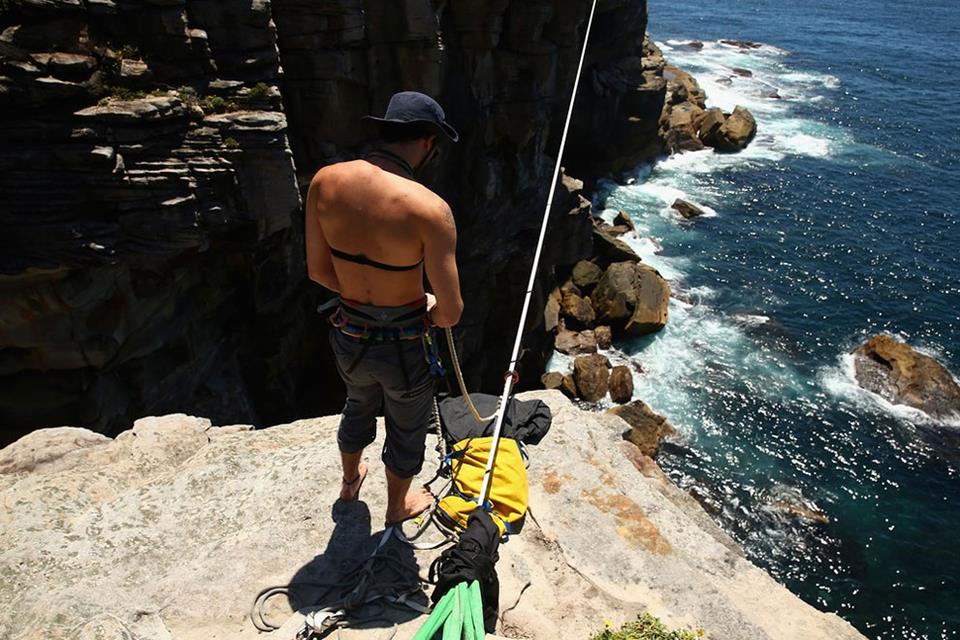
[329,328,437,478]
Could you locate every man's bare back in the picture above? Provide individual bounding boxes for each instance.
[305,157,463,326]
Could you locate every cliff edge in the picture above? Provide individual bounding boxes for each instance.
[0,391,865,640]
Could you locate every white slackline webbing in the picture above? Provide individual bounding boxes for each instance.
[476,0,599,507]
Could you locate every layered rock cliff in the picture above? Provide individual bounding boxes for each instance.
[0,0,668,443]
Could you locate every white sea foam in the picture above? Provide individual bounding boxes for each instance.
[545,350,574,375]
[622,236,686,281]
[663,39,789,58]
[777,132,832,157]
[680,285,717,303]
[734,313,772,327]
[621,296,806,436]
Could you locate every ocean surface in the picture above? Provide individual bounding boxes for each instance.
[575,1,960,637]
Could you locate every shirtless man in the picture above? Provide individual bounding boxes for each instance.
[305,92,463,525]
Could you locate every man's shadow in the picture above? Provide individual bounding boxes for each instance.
[284,499,427,632]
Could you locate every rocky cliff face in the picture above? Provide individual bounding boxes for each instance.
[0,0,666,443]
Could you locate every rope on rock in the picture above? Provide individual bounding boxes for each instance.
[444,326,500,423]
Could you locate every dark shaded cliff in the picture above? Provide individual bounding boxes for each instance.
[0,0,665,443]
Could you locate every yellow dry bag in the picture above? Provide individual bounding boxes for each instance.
[435,436,528,537]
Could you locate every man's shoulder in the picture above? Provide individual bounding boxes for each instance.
[312,159,367,184]
[405,182,451,219]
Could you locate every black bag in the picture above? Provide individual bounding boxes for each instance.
[429,510,501,633]
[437,393,552,446]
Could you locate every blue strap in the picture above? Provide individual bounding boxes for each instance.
[423,331,447,377]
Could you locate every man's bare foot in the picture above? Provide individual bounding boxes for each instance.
[385,485,434,525]
[340,462,368,501]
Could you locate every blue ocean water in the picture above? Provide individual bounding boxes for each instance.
[585,1,960,638]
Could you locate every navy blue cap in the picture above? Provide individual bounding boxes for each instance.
[362,91,459,142]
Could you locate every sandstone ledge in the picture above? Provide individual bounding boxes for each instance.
[0,392,865,640]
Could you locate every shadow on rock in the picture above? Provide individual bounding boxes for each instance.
[276,500,427,633]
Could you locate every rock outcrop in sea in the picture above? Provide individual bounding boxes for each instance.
[0,391,868,640]
[655,45,758,154]
[852,334,960,422]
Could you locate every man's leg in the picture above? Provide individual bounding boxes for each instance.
[330,330,380,502]
[381,338,437,524]
[384,463,434,525]
[340,450,367,501]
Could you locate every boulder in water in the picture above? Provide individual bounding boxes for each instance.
[573,353,610,402]
[543,371,578,399]
[591,262,670,337]
[560,290,596,328]
[771,500,831,525]
[613,210,636,233]
[663,101,706,152]
[608,400,676,457]
[852,335,960,421]
[697,107,726,146]
[542,371,563,389]
[571,260,603,292]
[594,325,613,350]
[663,65,707,108]
[713,106,757,152]
[765,485,831,525]
[555,327,598,356]
[672,198,707,219]
[609,366,634,404]
[592,223,641,268]
[721,39,763,49]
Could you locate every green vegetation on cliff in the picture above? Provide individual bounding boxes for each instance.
[592,613,703,640]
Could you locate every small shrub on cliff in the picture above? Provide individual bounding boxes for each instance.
[98,87,146,104]
[199,95,239,114]
[591,613,703,640]
[176,86,239,114]
[223,137,241,149]
[244,82,271,102]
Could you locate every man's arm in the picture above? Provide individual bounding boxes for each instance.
[304,172,341,293]
[422,201,463,328]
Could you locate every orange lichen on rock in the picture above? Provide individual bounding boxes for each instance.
[541,470,571,495]
[582,487,673,554]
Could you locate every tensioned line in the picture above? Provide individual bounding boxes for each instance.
[476,0,599,506]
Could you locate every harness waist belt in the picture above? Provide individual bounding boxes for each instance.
[332,296,428,341]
